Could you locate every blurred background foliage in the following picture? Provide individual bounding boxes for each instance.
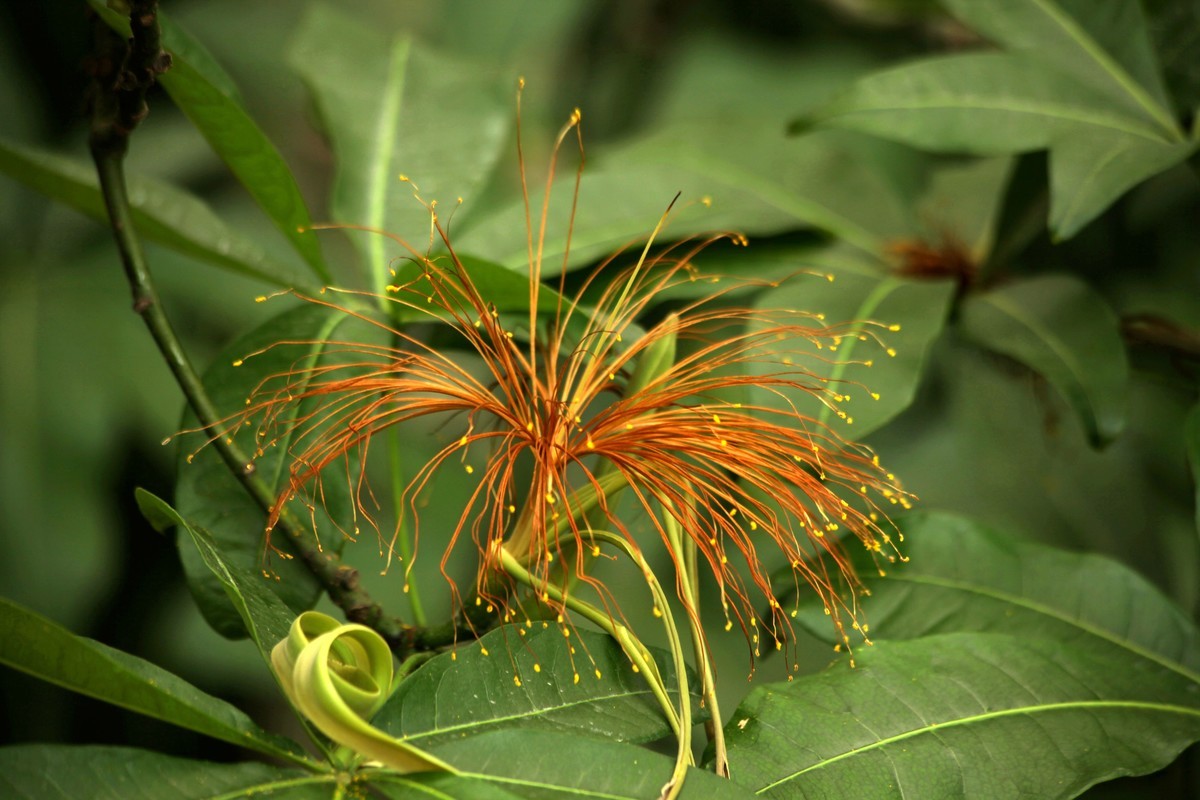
[1,1,1197,795]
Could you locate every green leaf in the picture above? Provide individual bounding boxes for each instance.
[794,511,1200,679]
[366,772,528,800]
[743,245,954,438]
[809,50,1190,236]
[136,490,298,664]
[89,0,330,282]
[387,254,567,319]
[288,4,510,294]
[1048,131,1196,240]
[958,274,1129,445]
[375,624,703,749]
[173,302,371,638]
[429,730,753,799]
[812,52,1166,152]
[457,129,919,274]
[0,746,330,799]
[721,632,1200,799]
[916,156,1015,264]
[1145,0,1200,115]
[941,0,1178,135]
[0,597,309,766]
[0,137,310,289]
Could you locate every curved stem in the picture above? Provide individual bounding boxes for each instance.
[501,534,694,799]
[664,511,728,778]
[86,3,419,654]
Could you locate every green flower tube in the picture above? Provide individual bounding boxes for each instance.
[271,611,454,774]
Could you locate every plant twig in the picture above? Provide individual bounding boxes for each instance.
[85,0,442,656]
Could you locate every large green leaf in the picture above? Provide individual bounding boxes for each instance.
[89,1,329,282]
[429,730,753,799]
[941,0,1177,134]
[958,274,1129,446]
[794,511,1200,678]
[720,632,1200,798]
[137,490,297,663]
[743,245,954,438]
[0,598,309,766]
[375,624,702,749]
[456,128,919,274]
[0,137,310,289]
[173,302,373,637]
[1048,130,1197,239]
[809,49,1192,237]
[811,52,1164,153]
[288,4,510,294]
[0,746,333,800]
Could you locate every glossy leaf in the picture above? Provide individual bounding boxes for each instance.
[0,746,332,800]
[89,0,329,282]
[0,137,310,289]
[941,0,1178,134]
[429,730,753,800]
[137,490,297,663]
[958,274,1129,445]
[0,597,308,766]
[173,302,372,637]
[794,510,1200,679]
[376,624,703,749]
[721,632,1200,799]
[744,245,954,437]
[288,4,509,293]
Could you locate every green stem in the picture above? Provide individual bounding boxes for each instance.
[501,535,693,799]
[586,531,693,800]
[665,511,728,778]
[86,3,420,655]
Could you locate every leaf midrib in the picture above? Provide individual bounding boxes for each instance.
[828,96,1167,143]
[884,571,1200,685]
[756,698,1200,792]
[1026,0,1180,140]
[404,685,667,743]
[366,37,412,296]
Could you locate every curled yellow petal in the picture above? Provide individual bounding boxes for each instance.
[271,611,454,774]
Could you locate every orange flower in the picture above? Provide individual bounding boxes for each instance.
[224,105,908,663]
